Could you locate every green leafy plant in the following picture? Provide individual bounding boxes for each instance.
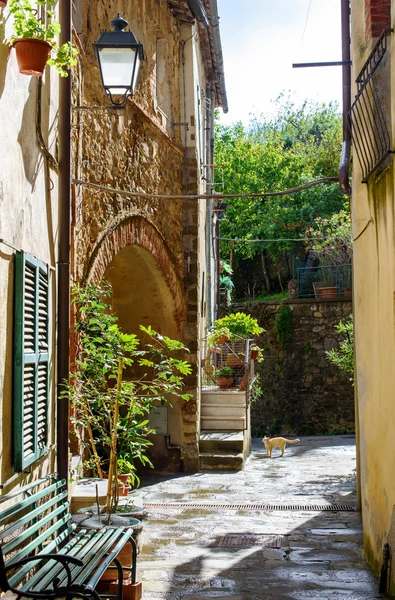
[306,210,352,267]
[63,281,191,511]
[212,312,264,339]
[275,304,293,349]
[7,0,78,76]
[250,344,263,363]
[207,327,231,347]
[326,315,354,384]
[216,366,233,378]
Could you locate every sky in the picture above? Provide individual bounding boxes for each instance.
[216,0,342,125]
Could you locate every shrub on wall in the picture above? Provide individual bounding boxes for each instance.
[275,304,293,349]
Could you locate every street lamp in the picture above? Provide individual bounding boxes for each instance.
[93,14,144,108]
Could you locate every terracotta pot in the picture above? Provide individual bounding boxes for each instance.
[118,484,129,496]
[216,335,228,345]
[249,349,259,360]
[13,38,51,76]
[216,376,233,389]
[97,575,143,600]
[343,287,352,299]
[238,374,247,391]
[317,287,339,299]
[0,1,7,7]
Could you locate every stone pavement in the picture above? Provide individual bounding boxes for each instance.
[134,436,388,599]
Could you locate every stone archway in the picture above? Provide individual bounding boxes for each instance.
[83,214,195,471]
[85,215,186,335]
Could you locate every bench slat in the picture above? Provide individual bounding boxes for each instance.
[0,479,67,527]
[8,527,75,588]
[5,510,71,564]
[73,529,134,589]
[0,490,68,544]
[0,476,59,508]
[21,528,133,594]
[20,530,91,590]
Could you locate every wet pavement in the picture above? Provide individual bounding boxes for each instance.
[134,436,387,599]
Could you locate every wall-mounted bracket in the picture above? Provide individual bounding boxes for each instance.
[172,121,189,131]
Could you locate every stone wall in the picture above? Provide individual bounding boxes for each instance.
[70,0,205,471]
[238,299,354,437]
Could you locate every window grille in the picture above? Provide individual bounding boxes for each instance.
[350,29,393,182]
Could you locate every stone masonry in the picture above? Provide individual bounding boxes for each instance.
[238,300,354,437]
[70,0,209,471]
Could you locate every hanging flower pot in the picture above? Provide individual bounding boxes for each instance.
[0,1,8,8]
[13,38,51,76]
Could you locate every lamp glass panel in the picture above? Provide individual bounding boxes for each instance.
[99,47,138,95]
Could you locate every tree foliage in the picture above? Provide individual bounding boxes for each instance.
[63,281,191,499]
[326,315,354,384]
[214,98,348,265]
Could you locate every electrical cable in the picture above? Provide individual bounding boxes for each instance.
[72,176,339,201]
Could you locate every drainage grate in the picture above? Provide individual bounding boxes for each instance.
[210,534,283,548]
[144,502,356,512]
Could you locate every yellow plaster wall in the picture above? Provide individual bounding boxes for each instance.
[351,0,395,587]
[0,2,59,489]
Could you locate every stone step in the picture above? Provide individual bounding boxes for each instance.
[200,416,245,430]
[201,391,247,405]
[199,451,244,471]
[199,430,245,454]
[201,403,246,418]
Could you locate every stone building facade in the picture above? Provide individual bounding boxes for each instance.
[71,0,227,471]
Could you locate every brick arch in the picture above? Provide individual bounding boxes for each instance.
[85,215,186,334]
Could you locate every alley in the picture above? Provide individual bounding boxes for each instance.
[135,436,385,599]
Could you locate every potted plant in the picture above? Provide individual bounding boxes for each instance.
[207,326,231,348]
[305,210,352,299]
[7,0,78,76]
[216,366,234,389]
[212,312,264,340]
[63,281,191,514]
[249,345,263,362]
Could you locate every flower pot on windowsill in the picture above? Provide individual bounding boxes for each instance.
[13,38,51,76]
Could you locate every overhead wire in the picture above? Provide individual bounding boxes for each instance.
[72,176,339,201]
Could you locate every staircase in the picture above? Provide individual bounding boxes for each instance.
[199,390,250,470]
[201,390,247,431]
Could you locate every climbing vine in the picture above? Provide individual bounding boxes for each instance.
[275,304,293,349]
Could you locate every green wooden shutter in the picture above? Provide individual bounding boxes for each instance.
[13,251,50,471]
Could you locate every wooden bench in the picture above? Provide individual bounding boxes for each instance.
[0,475,138,600]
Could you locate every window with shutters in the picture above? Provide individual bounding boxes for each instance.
[13,251,50,471]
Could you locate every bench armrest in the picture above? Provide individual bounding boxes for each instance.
[5,553,83,590]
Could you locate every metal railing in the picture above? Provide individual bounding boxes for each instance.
[350,29,393,182]
[201,336,253,392]
[297,264,352,298]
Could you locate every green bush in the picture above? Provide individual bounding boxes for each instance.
[213,312,264,339]
[275,304,293,348]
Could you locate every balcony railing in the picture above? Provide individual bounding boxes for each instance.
[297,264,352,299]
[350,29,393,182]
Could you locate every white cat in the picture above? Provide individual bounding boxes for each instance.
[262,436,300,458]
